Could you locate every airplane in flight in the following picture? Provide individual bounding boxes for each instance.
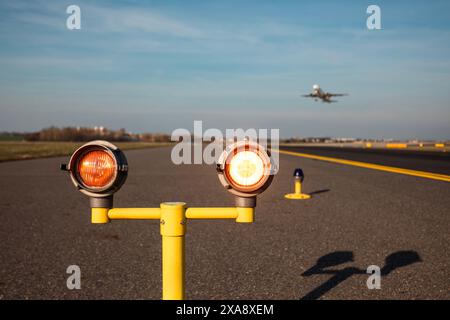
[302,84,348,103]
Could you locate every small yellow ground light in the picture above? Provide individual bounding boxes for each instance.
[284,168,311,200]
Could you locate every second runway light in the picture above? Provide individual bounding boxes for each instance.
[284,168,311,200]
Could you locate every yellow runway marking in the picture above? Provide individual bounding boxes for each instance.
[278,149,450,183]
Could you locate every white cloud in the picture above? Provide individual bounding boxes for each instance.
[6,1,203,38]
[84,5,204,38]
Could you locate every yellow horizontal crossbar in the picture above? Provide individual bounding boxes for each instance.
[92,206,254,223]
[108,208,161,220]
[278,149,450,183]
[185,207,239,219]
[98,207,251,221]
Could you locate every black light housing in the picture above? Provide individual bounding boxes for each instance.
[61,140,128,198]
[293,168,304,182]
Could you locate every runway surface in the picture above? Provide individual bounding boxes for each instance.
[281,146,450,175]
[0,146,449,299]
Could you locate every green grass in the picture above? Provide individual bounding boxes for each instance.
[0,134,24,141]
[0,141,173,162]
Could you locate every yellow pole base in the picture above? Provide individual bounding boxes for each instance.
[284,193,311,200]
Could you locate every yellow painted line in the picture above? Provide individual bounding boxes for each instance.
[277,149,450,183]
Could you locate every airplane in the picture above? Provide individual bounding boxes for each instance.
[301,84,348,103]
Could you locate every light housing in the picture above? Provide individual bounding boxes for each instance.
[216,140,275,201]
[293,168,305,182]
[62,140,128,198]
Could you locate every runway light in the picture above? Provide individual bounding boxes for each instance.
[78,150,117,189]
[227,150,265,189]
[217,140,274,204]
[293,168,304,182]
[285,167,310,200]
[61,140,128,198]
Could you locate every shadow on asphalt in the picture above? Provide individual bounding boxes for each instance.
[300,250,421,300]
[308,189,330,196]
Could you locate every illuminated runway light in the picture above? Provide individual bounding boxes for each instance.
[227,151,265,188]
[78,150,117,189]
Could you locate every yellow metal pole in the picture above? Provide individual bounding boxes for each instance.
[160,202,186,300]
[91,204,254,299]
[162,236,184,300]
[285,177,311,200]
[295,179,301,194]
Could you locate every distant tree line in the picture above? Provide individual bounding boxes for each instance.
[0,132,25,141]
[22,126,171,142]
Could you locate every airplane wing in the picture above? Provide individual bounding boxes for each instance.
[327,93,348,97]
[301,94,316,98]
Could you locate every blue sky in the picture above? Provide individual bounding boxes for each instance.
[0,0,449,139]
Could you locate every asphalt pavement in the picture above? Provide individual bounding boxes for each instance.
[281,145,450,175]
[0,146,449,299]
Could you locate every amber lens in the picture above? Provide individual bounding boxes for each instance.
[77,150,117,189]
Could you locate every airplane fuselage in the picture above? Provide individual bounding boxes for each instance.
[313,88,332,102]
